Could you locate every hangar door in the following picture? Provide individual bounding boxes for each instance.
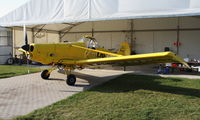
[0,28,12,64]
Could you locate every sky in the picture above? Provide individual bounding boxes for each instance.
[0,0,30,17]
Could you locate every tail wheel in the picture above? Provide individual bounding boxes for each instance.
[67,74,76,86]
[41,70,50,79]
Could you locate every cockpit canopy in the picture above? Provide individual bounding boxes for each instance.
[78,35,99,49]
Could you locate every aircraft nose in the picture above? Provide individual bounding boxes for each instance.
[22,44,30,51]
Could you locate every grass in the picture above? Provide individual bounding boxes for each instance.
[15,74,200,120]
[0,65,42,79]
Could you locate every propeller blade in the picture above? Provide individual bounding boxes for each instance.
[21,26,29,51]
[25,33,28,45]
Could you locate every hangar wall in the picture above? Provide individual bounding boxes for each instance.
[12,17,200,60]
[13,28,59,55]
[62,20,131,51]
[61,17,200,59]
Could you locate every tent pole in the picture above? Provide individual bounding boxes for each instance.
[23,25,30,74]
[12,27,15,57]
[23,25,26,44]
[92,22,94,37]
[59,32,62,43]
[33,24,46,38]
[32,28,35,43]
[176,18,180,55]
[130,19,134,51]
[92,28,94,37]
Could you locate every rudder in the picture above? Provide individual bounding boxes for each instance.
[117,42,131,56]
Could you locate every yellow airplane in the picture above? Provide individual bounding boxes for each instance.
[20,35,189,86]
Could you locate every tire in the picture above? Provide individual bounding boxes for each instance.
[41,70,50,79]
[6,58,15,65]
[66,74,76,86]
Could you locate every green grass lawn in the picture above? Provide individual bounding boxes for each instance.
[15,74,200,120]
[0,65,42,79]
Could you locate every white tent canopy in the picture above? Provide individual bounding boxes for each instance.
[0,0,200,27]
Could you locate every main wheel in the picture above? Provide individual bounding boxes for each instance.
[41,70,50,79]
[66,74,76,86]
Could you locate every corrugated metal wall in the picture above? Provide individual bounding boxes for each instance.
[0,28,12,64]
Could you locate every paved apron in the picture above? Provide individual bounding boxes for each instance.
[0,69,129,119]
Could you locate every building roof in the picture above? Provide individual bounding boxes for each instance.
[0,0,200,27]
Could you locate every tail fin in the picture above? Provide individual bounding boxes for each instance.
[117,42,131,56]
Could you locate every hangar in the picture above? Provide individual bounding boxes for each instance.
[0,0,200,64]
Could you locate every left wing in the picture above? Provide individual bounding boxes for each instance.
[59,52,190,68]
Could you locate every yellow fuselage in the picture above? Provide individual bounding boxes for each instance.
[29,42,103,65]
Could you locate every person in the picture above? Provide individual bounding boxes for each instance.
[171,63,178,73]
[164,66,170,74]
[157,64,164,74]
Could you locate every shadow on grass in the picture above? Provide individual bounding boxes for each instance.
[89,74,200,98]
[43,71,200,98]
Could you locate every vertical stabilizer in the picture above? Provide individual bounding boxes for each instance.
[117,42,131,56]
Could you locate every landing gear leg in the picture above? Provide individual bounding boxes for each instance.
[41,64,56,80]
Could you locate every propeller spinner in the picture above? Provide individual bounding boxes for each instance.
[21,44,30,51]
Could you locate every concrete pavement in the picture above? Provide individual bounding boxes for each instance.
[0,69,130,119]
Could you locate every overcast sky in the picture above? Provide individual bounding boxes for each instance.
[0,0,30,17]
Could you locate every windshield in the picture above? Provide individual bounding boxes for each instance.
[78,36,99,48]
[77,37,91,43]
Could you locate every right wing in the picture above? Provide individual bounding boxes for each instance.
[59,52,190,68]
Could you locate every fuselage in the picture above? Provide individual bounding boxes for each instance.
[28,42,105,65]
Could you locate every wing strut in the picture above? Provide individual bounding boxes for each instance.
[72,45,122,57]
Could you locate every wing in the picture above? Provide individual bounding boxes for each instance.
[59,52,190,68]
